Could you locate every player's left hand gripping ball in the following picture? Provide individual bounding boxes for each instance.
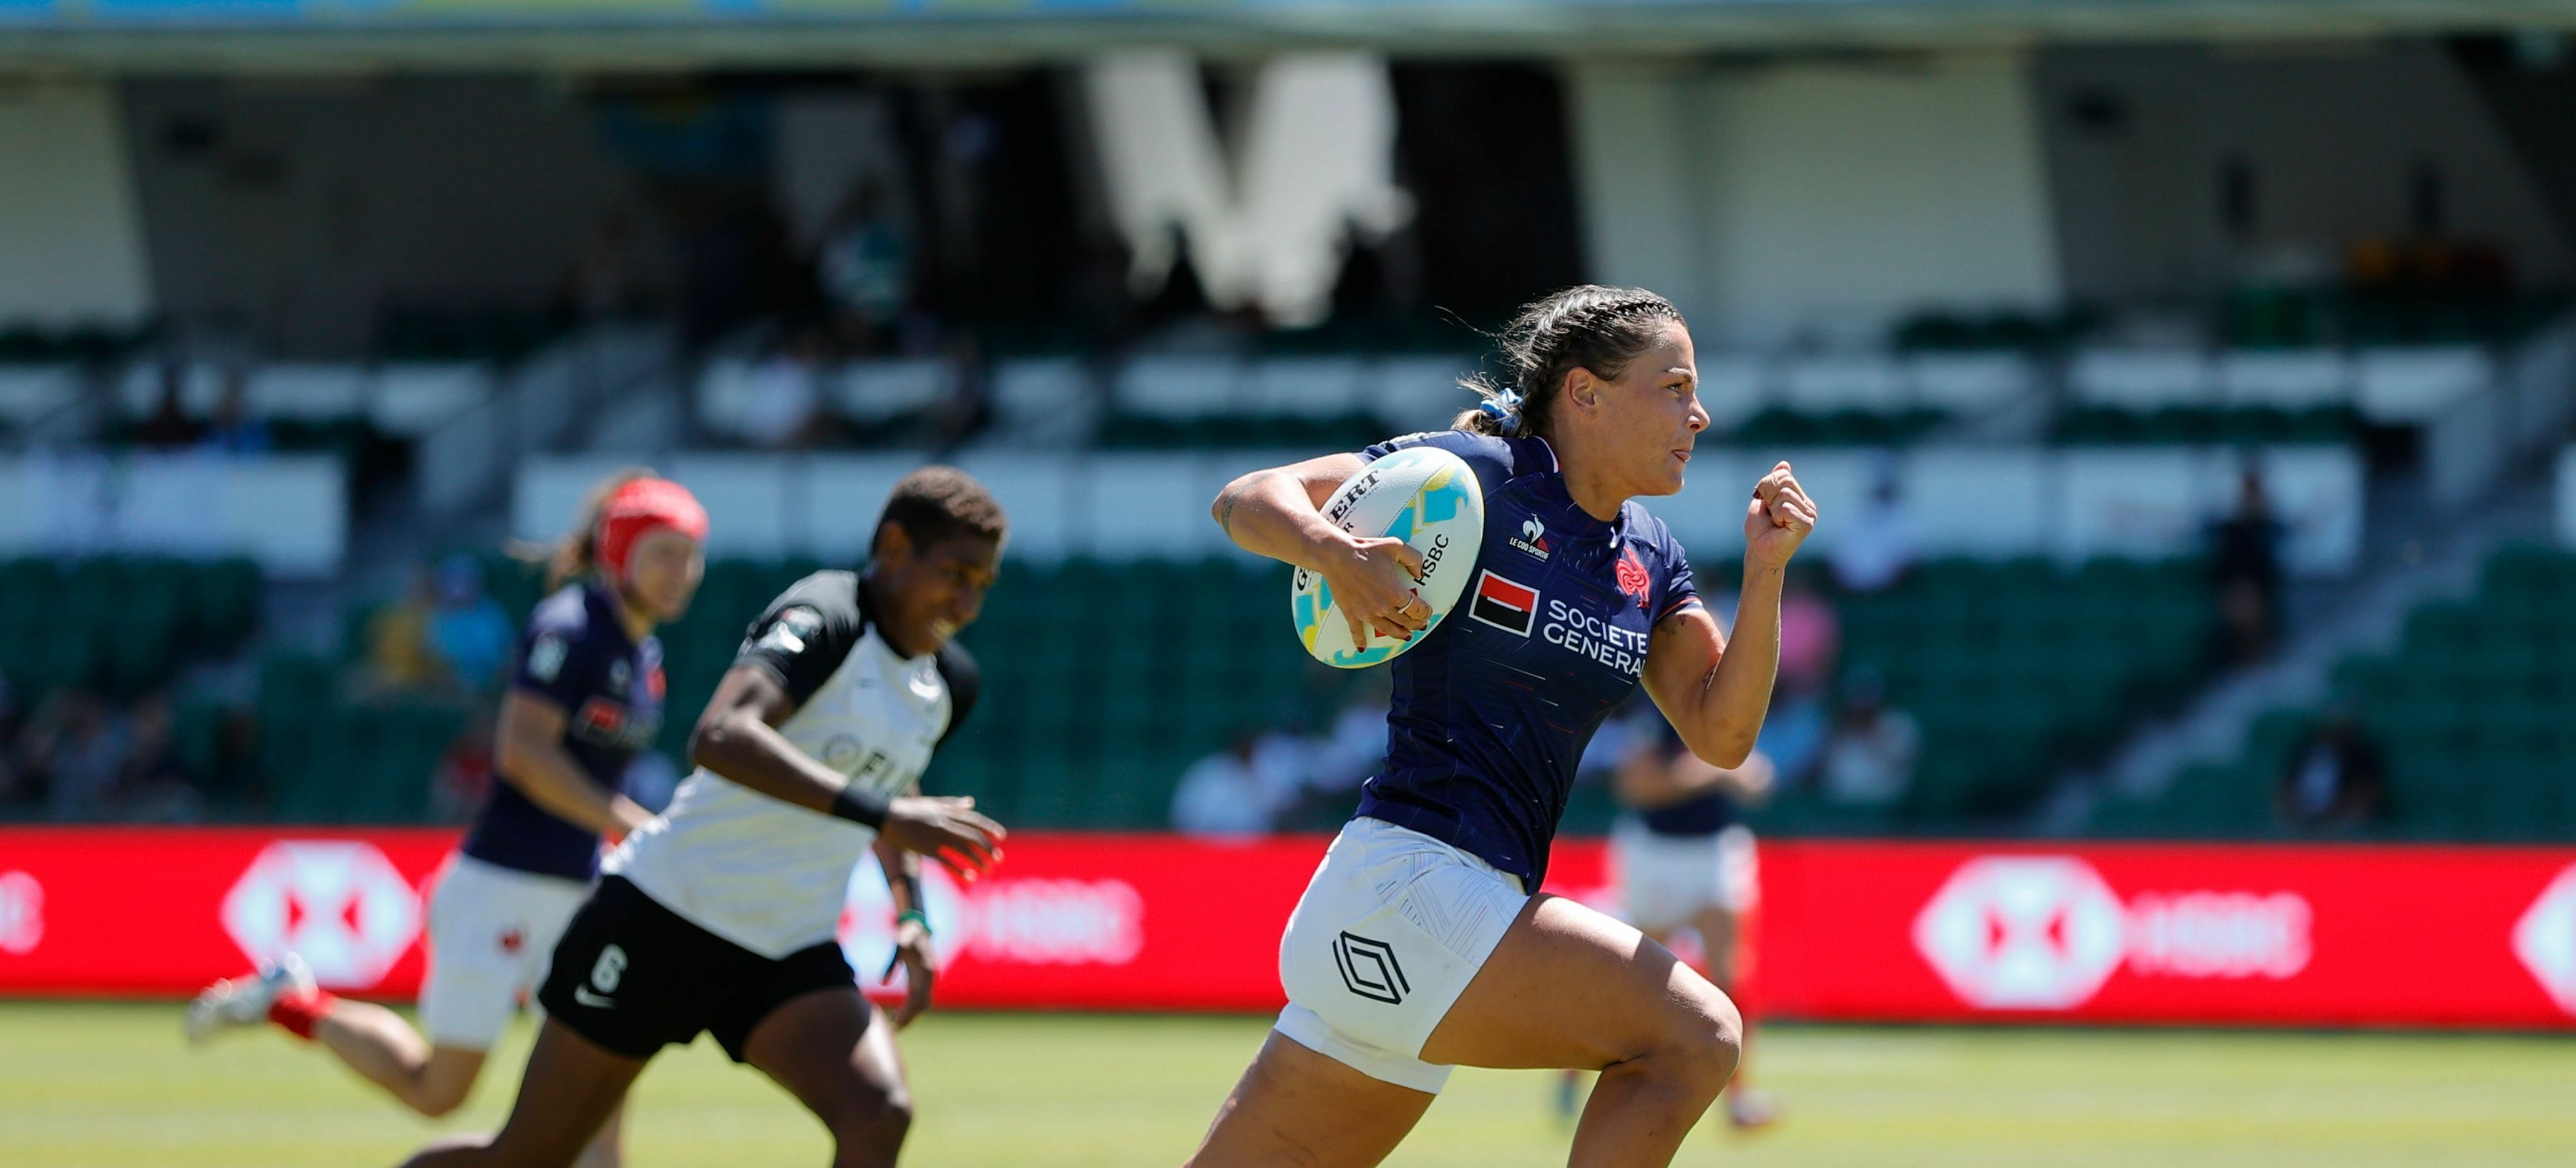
[1744,461,1818,569]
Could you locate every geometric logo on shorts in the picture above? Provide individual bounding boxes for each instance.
[1333,931,1409,1005]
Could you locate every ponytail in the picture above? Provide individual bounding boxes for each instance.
[1455,285,1684,440]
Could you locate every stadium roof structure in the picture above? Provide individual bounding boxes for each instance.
[3,0,2576,69]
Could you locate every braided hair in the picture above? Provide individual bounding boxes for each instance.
[1455,285,1687,439]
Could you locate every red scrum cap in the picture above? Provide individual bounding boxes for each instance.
[595,478,708,582]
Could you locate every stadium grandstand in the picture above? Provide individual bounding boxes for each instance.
[8,26,2575,844]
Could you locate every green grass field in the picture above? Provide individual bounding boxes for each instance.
[3,1002,2572,1167]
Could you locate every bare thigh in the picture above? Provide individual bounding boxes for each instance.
[1189,894,1739,1168]
[399,1020,645,1168]
[1420,892,1736,1072]
[1184,1031,1435,1168]
[741,988,911,1168]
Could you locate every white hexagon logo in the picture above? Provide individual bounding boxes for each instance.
[1913,855,2126,1010]
[221,842,423,988]
[0,871,42,955]
[837,863,969,993]
[2511,864,2576,1016]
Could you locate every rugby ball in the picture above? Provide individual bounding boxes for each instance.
[1291,446,1485,668]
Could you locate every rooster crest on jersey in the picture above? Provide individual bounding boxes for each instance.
[1616,548,1652,608]
[1290,447,1487,668]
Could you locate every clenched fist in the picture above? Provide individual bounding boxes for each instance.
[1744,462,1818,570]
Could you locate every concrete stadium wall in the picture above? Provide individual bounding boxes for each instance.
[0,84,154,328]
[2036,40,2573,303]
[118,77,656,357]
[1567,52,2062,345]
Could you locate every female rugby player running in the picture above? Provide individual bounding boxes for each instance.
[396,467,1010,1168]
[191,472,708,1168]
[1191,285,1815,1167]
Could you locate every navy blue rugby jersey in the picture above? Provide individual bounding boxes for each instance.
[1631,714,1740,837]
[459,583,665,881]
[1351,429,1703,887]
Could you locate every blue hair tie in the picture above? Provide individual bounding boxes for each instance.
[1479,389,1524,424]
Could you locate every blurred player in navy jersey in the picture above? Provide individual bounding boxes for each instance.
[1602,706,1779,1130]
[190,472,707,1168]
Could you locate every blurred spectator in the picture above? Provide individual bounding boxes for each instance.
[1818,671,1919,806]
[563,210,666,325]
[739,333,830,449]
[366,565,444,694]
[19,689,129,820]
[819,182,913,350]
[1777,570,1842,695]
[112,694,205,823]
[1249,726,1320,814]
[1706,587,1829,786]
[2275,707,2389,832]
[1830,472,1917,594]
[427,555,515,692]
[0,676,21,807]
[1171,734,1286,839]
[1312,694,1390,794]
[1753,688,1830,789]
[430,709,497,824]
[2211,467,2286,666]
[135,365,203,449]
[922,334,996,452]
[197,370,273,456]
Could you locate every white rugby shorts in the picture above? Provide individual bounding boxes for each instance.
[1610,819,1757,935]
[1274,817,1528,1094]
[419,854,590,1049]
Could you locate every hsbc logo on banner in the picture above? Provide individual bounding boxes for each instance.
[0,871,42,955]
[2512,865,2576,1016]
[222,842,423,988]
[1914,856,2314,1011]
[1915,857,2127,1008]
[840,868,1146,991]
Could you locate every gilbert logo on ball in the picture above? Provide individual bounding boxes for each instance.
[1290,446,1485,668]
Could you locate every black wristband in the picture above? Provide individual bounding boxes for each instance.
[829,783,890,829]
[894,872,924,910]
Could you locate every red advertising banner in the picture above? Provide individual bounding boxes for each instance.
[1,828,2572,1028]
[1755,841,2576,1028]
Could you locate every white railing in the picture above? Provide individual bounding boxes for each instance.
[0,452,346,576]
[514,442,2366,575]
[420,326,670,517]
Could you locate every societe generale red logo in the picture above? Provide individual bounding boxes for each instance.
[2512,864,2576,1016]
[1913,855,2315,1011]
[1913,856,2127,1009]
[221,842,423,988]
